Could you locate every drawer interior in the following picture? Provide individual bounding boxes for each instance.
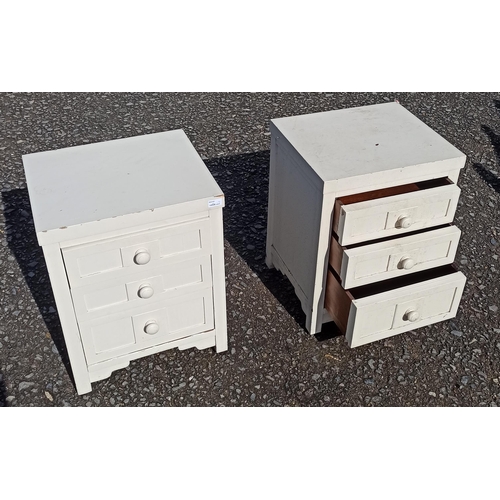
[332,177,453,235]
[348,264,457,299]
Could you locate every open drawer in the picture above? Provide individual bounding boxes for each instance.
[329,225,461,289]
[332,178,461,245]
[324,265,466,348]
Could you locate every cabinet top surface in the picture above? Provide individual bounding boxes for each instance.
[23,130,223,235]
[271,103,466,183]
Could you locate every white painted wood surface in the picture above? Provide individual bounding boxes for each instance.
[337,225,461,289]
[71,255,212,320]
[62,217,212,288]
[345,271,466,348]
[78,287,214,364]
[266,102,467,345]
[23,130,223,236]
[270,103,466,189]
[23,130,228,394]
[336,184,461,245]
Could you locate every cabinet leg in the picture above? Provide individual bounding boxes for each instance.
[265,253,274,269]
[215,329,228,353]
[210,208,228,354]
[74,371,92,395]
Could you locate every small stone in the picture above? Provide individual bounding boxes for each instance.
[429,392,436,397]
[19,381,35,391]
[44,391,53,402]
[461,376,470,385]
[246,244,255,250]
[48,307,56,313]
[451,330,463,337]
[6,396,15,403]
[368,359,375,369]
[250,393,256,402]
[489,305,498,313]
[364,379,374,385]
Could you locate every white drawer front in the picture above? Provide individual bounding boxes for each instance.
[338,225,461,289]
[63,218,212,288]
[346,270,466,348]
[336,184,460,245]
[71,255,212,321]
[78,288,215,364]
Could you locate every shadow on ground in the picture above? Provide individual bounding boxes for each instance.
[2,189,75,388]
[204,150,343,340]
[0,373,7,407]
[474,99,500,195]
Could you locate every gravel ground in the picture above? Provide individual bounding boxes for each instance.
[1,92,499,407]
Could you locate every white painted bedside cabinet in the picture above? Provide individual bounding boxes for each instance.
[266,102,466,347]
[23,130,227,394]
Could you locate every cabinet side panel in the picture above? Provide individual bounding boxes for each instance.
[42,244,92,395]
[268,138,324,318]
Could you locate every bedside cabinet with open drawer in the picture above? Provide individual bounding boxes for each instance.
[266,102,466,347]
[23,130,227,394]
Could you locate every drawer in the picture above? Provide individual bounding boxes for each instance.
[63,218,212,288]
[78,288,215,364]
[325,265,466,348]
[329,225,461,289]
[332,178,461,245]
[71,255,213,321]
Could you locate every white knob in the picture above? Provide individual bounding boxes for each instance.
[134,249,151,265]
[405,310,420,322]
[399,257,415,270]
[138,284,154,299]
[397,216,413,229]
[144,320,159,335]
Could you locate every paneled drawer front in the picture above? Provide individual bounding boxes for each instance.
[329,225,461,289]
[63,218,212,288]
[325,266,466,348]
[334,183,461,245]
[78,288,215,364]
[71,255,212,321]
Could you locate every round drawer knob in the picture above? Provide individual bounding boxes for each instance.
[399,257,415,270]
[405,310,420,322]
[134,249,151,265]
[138,284,154,299]
[144,320,159,335]
[397,216,413,229]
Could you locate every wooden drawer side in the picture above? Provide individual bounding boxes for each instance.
[324,268,352,334]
